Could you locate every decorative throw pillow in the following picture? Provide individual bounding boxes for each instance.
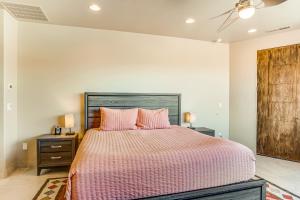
[137,108,171,129]
[100,107,138,131]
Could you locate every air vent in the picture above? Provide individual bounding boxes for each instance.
[1,2,48,21]
[266,26,291,33]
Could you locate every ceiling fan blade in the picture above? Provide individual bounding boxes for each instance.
[217,17,239,33]
[261,0,288,7]
[209,8,235,20]
[216,9,235,32]
[255,2,264,9]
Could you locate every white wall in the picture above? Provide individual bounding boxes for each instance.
[0,10,18,178]
[3,11,18,175]
[17,22,229,167]
[230,29,300,152]
[0,10,4,178]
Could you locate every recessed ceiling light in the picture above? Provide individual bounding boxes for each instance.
[248,28,257,33]
[216,38,222,43]
[89,4,101,11]
[185,18,195,24]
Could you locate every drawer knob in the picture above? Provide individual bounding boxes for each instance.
[51,145,62,149]
[50,156,62,160]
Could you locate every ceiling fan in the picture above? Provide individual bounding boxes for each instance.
[211,0,288,32]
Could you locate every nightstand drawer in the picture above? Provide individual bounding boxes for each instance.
[200,131,215,137]
[40,141,72,152]
[39,152,72,166]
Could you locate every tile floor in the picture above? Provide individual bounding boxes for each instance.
[256,155,300,196]
[0,168,68,200]
[0,155,299,200]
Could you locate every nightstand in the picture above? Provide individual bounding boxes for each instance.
[36,134,78,175]
[190,127,215,137]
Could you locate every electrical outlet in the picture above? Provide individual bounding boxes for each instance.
[22,143,27,150]
[218,102,223,108]
[7,103,12,111]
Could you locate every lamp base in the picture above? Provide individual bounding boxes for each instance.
[188,123,196,130]
[66,128,75,135]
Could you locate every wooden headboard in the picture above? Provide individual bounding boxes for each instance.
[84,92,181,130]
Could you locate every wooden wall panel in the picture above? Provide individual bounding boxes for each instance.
[257,44,300,162]
[269,84,295,102]
[269,102,295,121]
[257,50,270,155]
[269,64,295,84]
[269,45,298,66]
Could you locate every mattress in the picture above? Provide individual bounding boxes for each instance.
[66,126,255,200]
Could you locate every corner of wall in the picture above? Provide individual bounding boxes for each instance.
[0,9,5,178]
[0,9,18,178]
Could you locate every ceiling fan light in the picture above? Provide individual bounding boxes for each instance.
[238,6,255,19]
[89,4,101,11]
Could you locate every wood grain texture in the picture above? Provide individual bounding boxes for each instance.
[40,140,72,153]
[192,127,215,137]
[39,152,72,167]
[87,106,179,117]
[36,134,78,175]
[84,93,181,130]
[257,44,300,162]
[139,179,266,200]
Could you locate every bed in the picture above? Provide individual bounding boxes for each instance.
[66,93,266,200]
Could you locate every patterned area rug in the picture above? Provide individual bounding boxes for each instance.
[33,177,300,200]
[33,177,67,200]
[265,181,300,200]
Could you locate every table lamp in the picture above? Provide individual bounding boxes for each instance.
[64,113,75,135]
[184,112,196,129]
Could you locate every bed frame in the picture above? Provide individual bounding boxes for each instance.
[85,92,181,130]
[84,92,266,200]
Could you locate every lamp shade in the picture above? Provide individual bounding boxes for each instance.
[184,112,196,123]
[64,114,74,129]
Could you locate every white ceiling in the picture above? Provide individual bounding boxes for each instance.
[2,0,300,42]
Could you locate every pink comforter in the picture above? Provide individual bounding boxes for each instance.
[66,126,255,200]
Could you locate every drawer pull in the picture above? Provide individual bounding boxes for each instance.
[50,156,62,160]
[51,145,62,149]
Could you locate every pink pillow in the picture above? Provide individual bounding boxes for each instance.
[137,108,171,129]
[100,107,138,131]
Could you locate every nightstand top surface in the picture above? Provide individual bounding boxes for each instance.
[193,127,215,132]
[37,133,78,140]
